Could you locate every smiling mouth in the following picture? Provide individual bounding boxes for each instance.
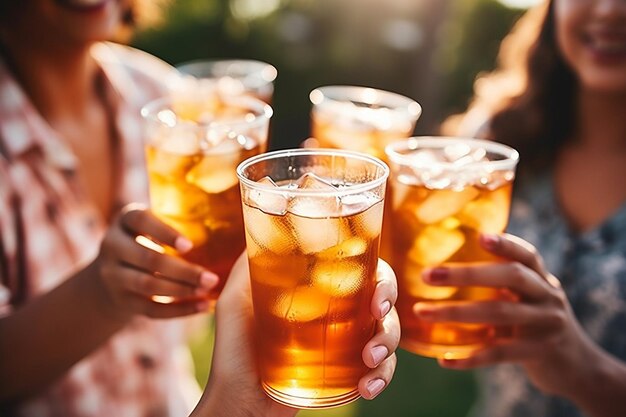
[583,30,626,57]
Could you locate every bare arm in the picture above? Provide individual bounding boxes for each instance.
[0,261,124,403]
[0,208,218,405]
[417,233,626,417]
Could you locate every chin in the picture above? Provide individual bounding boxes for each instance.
[54,0,127,43]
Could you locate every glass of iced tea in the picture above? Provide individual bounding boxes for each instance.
[237,149,388,409]
[174,59,278,104]
[309,86,421,263]
[385,137,519,359]
[141,95,272,305]
[309,85,421,161]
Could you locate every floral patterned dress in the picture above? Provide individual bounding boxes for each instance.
[471,172,626,417]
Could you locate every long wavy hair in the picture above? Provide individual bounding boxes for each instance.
[442,0,577,174]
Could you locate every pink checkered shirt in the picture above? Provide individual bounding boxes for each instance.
[0,43,200,417]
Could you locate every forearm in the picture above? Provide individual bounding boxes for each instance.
[0,261,127,404]
[571,342,626,417]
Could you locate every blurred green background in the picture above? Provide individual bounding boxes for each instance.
[132,0,533,416]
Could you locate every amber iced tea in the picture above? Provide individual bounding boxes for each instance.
[309,86,421,262]
[386,137,519,359]
[238,149,388,409]
[142,96,272,302]
[175,59,278,104]
[309,86,421,161]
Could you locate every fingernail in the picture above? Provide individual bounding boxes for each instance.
[175,236,193,253]
[426,268,448,283]
[200,272,218,289]
[481,234,499,251]
[196,301,209,312]
[366,378,386,398]
[379,300,391,318]
[371,345,389,367]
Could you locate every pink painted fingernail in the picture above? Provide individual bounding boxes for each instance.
[371,345,389,367]
[366,378,386,398]
[175,237,193,253]
[481,234,499,251]
[379,300,391,318]
[200,272,218,289]
[427,268,448,283]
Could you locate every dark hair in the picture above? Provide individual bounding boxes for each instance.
[443,0,577,174]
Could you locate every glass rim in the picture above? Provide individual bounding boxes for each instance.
[385,136,519,171]
[309,85,422,119]
[140,95,273,131]
[176,59,278,83]
[237,148,390,197]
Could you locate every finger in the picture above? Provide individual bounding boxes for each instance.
[437,340,541,369]
[215,252,251,318]
[120,208,193,253]
[301,137,320,148]
[115,265,214,299]
[358,353,397,400]
[413,300,561,327]
[117,237,217,290]
[481,233,548,278]
[372,259,398,320]
[422,262,549,301]
[126,294,210,319]
[362,307,401,368]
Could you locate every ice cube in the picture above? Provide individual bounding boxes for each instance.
[146,144,197,180]
[289,214,350,254]
[159,131,201,156]
[408,224,465,266]
[149,175,210,219]
[287,173,349,253]
[343,195,384,239]
[312,260,365,297]
[403,261,458,300]
[160,217,208,246]
[458,186,511,233]
[289,173,340,218]
[272,286,331,322]
[186,155,239,194]
[318,237,368,260]
[414,187,479,224]
[247,176,289,216]
[242,204,292,255]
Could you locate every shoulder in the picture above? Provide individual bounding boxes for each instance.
[91,42,177,104]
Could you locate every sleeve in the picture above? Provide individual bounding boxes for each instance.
[0,155,17,317]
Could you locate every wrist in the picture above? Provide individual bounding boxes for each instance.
[82,260,134,326]
[195,378,256,417]
[566,341,626,417]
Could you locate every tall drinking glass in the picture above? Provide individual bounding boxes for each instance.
[141,95,272,305]
[175,59,278,104]
[385,137,519,359]
[309,85,421,262]
[237,149,388,408]
[309,85,421,161]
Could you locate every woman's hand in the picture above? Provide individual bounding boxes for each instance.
[94,205,219,322]
[413,233,600,398]
[194,255,399,417]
